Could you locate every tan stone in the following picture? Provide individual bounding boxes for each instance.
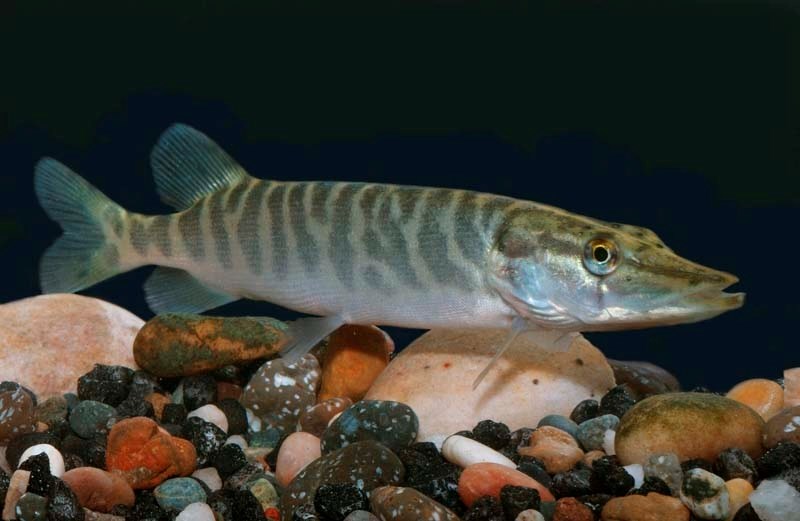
[726,379,784,420]
[784,368,800,408]
[601,492,690,521]
[519,426,584,473]
[725,478,753,521]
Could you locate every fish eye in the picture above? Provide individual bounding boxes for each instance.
[583,238,619,275]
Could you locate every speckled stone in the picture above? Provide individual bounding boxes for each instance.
[0,383,36,444]
[19,444,64,477]
[69,400,117,439]
[280,440,404,521]
[154,477,207,512]
[643,453,683,495]
[764,405,800,448]
[679,468,729,520]
[321,400,418,454]
[298,398,353,437]
[240,354,321,434]
[370,485,460,521]
[576,415,619,452]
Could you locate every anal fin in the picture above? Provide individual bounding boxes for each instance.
[281,315,346,364]
[144,267,239,314]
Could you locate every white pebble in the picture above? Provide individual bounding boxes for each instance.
[187,404,229,433]
[18,444,65,477]
[750,479,800,521]
[623,463,644,489]
[176,502,215,521]
[602,429,616,455]
[225,434,248,449]
[515,509,545,521]
[441,435,516,469]
[191,467,222,492]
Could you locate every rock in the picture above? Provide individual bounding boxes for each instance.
[318,325,392,402]
[397,442,462,511]
[715,448,757,483]
[299,397,353,437]
[644,453,683,495]
[154,477,207,512]
[749,478,800,521]
[77,365,134,407]
[321,400,418,454]
[537,415,578,439]
[764,405,800,448]
[275,432,321,487]
[133,313,288,378]
[591,456,635,496]
[609,360,680,397]
[190,467,221,492]
[615,393,765,466]
[211,443,246,479]
[570,400,600,425]
[248,477,279,510]
[180,417,226,466]
[472,420,512,450]
[216,399,248,436]
[624,463,645,489]
[442,434,515,469]
[175,502,215,521]
[756,441,800,478]
[144,393,171,423]
[784,368,800,408]
[458,462,554,507]
[365,329,615,443]
[344,512,379,521]
[280,441,404,520]
[550,468,592,498]
[18,444,64,477]
[0,383,36,444]
[516,511,546,521]
[601,492,690,521]
[187,404,228,433]
[15,492,47,521]
[576,414,619,452]
[725,478,753,521]
[34,396,68,432]
[726,379,784,420]
[314,483,369,520]
[598,385,638,419]
[463,496,504,521]
[500,485,542,520]
[0,295,141,396]
[62,467,134,512]
[370,485,459,521]
[240,354,321,435]
[553,497,593,521]
[47,478,85,521]
[679,468,729,520]
[69,400,117,439]
[178,375,217,411]
[3,470,30,521]
[519,426,583,474]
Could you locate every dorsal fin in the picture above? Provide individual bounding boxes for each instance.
[150,124,250,210]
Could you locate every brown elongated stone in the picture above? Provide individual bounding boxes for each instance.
[133,314,289,377]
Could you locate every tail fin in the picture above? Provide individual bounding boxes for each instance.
[34,158,127,293]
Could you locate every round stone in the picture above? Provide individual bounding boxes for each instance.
[518,426,584,474]
[601,492,690,521]
[608,359,681,397]
[47,478,83,521]
[458,462,554,507]
[537,415,578,439]
[15,492,47,521]
[764,405,800,448]
[275,432,322,487]
[154,477,207,512]
[191,467,222,492]
[176,502,215,521]
[77,364,134,407]
[576,414,619,451]
[370,485,460,521]
[318,325,392,402]
[321,400,418,454]
[62,466,135,512]
[749,478,800,521]
[344,512,380,521]
[0,383,36,444]
[643,453,683,495]
[69,400,117,439]
[18,444,64,477]
[299,397,353,437]
[187,404,228,433]
[442,435,515,469]
[726,379,784,420]
[679,468,729,519]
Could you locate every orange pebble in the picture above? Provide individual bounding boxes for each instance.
[144,393,171,422]
[553,497,594,521]
[726,378,784,420]
[458,462,554,507]
[318,325,392,402]
[725,478,754,521]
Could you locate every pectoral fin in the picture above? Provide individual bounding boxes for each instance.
[472,317,528,390]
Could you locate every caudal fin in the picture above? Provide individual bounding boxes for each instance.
[34,158,127,293]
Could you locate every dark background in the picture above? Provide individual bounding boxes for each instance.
[1,2,798,391]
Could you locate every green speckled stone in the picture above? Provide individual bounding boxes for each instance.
[68,400,117,439]
[321,400,418,454]
[370,486,460,521]
[154,477,207,511]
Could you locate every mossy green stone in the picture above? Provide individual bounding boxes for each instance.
[615,392,765,466]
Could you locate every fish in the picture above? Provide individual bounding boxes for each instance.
[34,124,744,387]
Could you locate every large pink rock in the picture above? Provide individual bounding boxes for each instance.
[0,294,141,397]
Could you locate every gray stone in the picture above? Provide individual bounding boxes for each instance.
[321,400,418,454]
[576,414,619,451]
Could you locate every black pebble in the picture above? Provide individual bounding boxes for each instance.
[580,493,612,516]
[0,471,8,512]
[217,399,248,436]
[314,483,369,521]
[757,441,800,478]
[213,365,243,383]
[598,385,637,418]
[681,458,715,474]
[472,419,511,450]
[629,475,672,496]
[292,504,321,521]
[77,364,134,407]
[517,456,552,489]
[500,485,541,520]
[550,468,593,498]
[180,375,217,411]
[453,430,475,440]
[508,428,534,452]
[206,489,236,521]
[213,443,247,479]
[778,467,800,492]
[128,490,169,521]
[127,371,163,401]
[19,452,55,496]
[233,490,266,521]
[570,399,600,424]
[61,434,106,469]
[590,456,634,496]
[47,478,84,521]
[398,443,462,513]
[6,433,60,469]
[732,503,762,521]
[715,448,758,483]
[266,433,289,470]
[62,453,83,473]
[180,417,226,466]
[116,396,155,420]
[161,403,187,425]
[463,496,504,521]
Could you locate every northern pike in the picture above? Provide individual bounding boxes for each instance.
[35,124,744,386]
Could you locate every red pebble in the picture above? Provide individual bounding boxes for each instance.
[265,507,280,520]
[553,497,594,521]
[457,462,554,507]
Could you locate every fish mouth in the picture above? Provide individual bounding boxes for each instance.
[674,275,745,319]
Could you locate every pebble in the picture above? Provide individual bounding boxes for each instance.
[321,400,418,453]
[458,462,554,507]
[644,452,683,495]
[500,485,542,519]
[570,400,600,425]
[175,502,215,521]
[0,383,36,443]
[370,485,459,521]
[191,467,222,492]
[472,419,512,450]
[62,467,135,512]
[715,448,757,483]
[69,400,117,439]
[679,468,730,520]
[275,432,322,487]
[180,417,227,466]
[18,444,64,477]
[318,325,392,402]
[365,329,615,442]
[591,456,634,496]
[598,385,638,418]
[187,404,229,433]
[608,359,681,397]
[3,470,30,521]
[726,379,784,420]
[344,512,379,521]
[601,492,690,520]
[211,443,247,478]
[784,367,800,408]
[240,354,321,434]
[249,477,279,510]
[537,415,579,439]
[725,478,753,521]
[463,496,504,520]
[550,468,592,498]
[225,434,248,449]
[615,393,765,466]
[280,440,404,518]
[154,477,207,512]
[583,450,606,467]
[47,478,84,521]
[516,511,546,521]
[15,492,47,521]
[217,399,248,435]
[34,396,68,432]
[397,442,462,511]
[216,381,243,401]
[132,313,288,377]
[623,463,644,488]
[179,375,218,411]
[519,426,584,474]
[313,482,369,520]
[576,414,619,452]
[298,397,353,437]
[749,478,800,521]
[442,434,516,469]
[77,365,134,407]
[553,497,593,521]
[603,429,616,456]
[763,405,800,448]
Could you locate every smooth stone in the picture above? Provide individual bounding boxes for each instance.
[18,444,64,477]
[750,478,800,521]
[280,440,404,520]
[516,510,546,521]
[15,492,47,521]
[321,400,418,453]
[537,415,579,439]
[344,511,379,521]
[240,354,321,434]
[370,485,460,521]
[69,400,117,439]
[3,470,30,521]
[615,393,765,466]
[679,468,729,520]
[644,453,683,496]
[225,435,248,449]
[249,477,279,510]
[365,329,615,442]
[784,368,800,408]
[519,426,584,474]
[187,404,228,433]
[458,462,554,507]
[190,467,222,492]
[34,396,68,431]
[576,414,619,451]
[553,497,593,521]
[601,492,690,521]
[0,295,141,396]
[725,478,753,521]
[175,502,215,521]
[62,467,135,512]
[154,477,207,512]
[318,325,392,402]
[764,405,800,448]
[441,434,516,469]
[133,314,288,377]
[0,383,36,444]
[726,379,784,420]
[275,432,322,487]
[298,397,353,437]
[624,464,645,489]
[609,360,680,397]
